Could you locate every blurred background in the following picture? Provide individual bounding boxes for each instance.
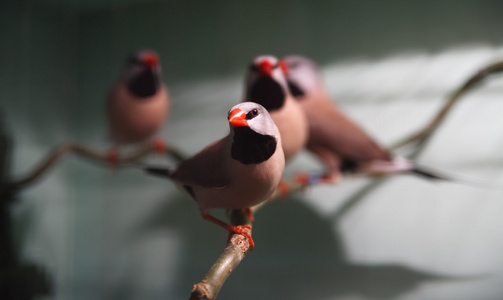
[2,0,503,299]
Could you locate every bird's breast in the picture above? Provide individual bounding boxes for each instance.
[108,84,169,144]
[271,96,309,161]
[195,148,284,211]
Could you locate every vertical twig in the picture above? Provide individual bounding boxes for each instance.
[188,180,307,300]
[189,210,251,300]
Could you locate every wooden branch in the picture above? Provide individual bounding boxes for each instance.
[189,209,251,300]
[390,59,503,151]
[189,179,308,300]
[1,141,186,194]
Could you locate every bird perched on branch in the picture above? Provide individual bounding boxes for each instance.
[244,55,309,162]
[279,55,447,183]
[144,102,285,250]
[107,50,169,165]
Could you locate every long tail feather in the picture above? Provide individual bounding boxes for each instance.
[411,166,452,181]
[364,159,500,188]
[144,166,173,178]
[412,165,503,189]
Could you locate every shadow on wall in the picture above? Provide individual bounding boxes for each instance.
[0,113,52,300]
[134,189,463,300]
[0,109,487,300]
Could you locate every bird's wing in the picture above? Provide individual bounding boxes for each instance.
[305,97,390,162]
[169,137,232,188]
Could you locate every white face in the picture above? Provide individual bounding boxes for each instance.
[228,102,280,140]
[120,50,161,83]
[282,55,322,97]
[246,55,289,94]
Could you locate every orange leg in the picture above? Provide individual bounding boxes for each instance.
[294,171,340,186]
[321,173,341,184]
[201,211,254,251]
[107,147,119,169]
[151,138,166,154]
[244,207,254,223]
[294,172,311,187]
[276,180,290,199]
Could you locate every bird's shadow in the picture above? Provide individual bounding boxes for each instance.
[130,178,466,300]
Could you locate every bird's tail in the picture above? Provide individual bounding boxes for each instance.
[364,158,499,188]
[410,165,453,181]
[143,166,173,178]
[411,164,503,189]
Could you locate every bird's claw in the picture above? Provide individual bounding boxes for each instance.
[276,180,290,199]
[151,138,166,154]
[294,172,338,187]
[227,225,254,251]
[294,172,311,188]
[107,148,119,169]
[244,207,254,223]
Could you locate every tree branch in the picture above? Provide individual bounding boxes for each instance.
[189,179,307,300]
[390,59,503,151]
[189,209,251,300]
[1,141,186,194]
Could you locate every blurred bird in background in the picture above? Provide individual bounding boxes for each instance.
[279,55,447,183]
[107,50,169,166]
[244,55,309,162]
[144,102,285,250]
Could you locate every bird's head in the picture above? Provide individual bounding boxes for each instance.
[279,55,323,100]
[121,50,162,98]
[228,102,279,138]
[228,102,282,164]
[244,55,290,111]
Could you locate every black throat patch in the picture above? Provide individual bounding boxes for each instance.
[231,127,277,164]
[127,69,159,98]
[249,76,285,111]
[287,80,306,98]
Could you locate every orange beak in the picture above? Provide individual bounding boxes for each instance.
[143,52,159,68]
[258,60,274,77]
[278,59,288,76]
[228,108,248,127]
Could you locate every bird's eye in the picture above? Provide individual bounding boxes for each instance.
[249,64,259,72]
[246,109,259,119]
[128,56,142,65]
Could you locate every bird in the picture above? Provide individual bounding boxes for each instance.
[107,50,169,165]
[144,102,286,250]
[244,55,309,162]
[279,55,447,183]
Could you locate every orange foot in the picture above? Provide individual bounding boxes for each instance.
[201,212,255,251]
[151,138,166,154]
[320,173,340,184]
[295,172,339,187]
[294,172,311,188]
[277,180,290,199]
[107,148,119,169]
[226,224,254,250]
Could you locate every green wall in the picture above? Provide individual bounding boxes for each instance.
[2,1,503,299]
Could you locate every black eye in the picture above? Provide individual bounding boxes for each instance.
[287,81,305,98]
[249,64,259,72]
[246,109,259,119]
[127,57,143,67]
